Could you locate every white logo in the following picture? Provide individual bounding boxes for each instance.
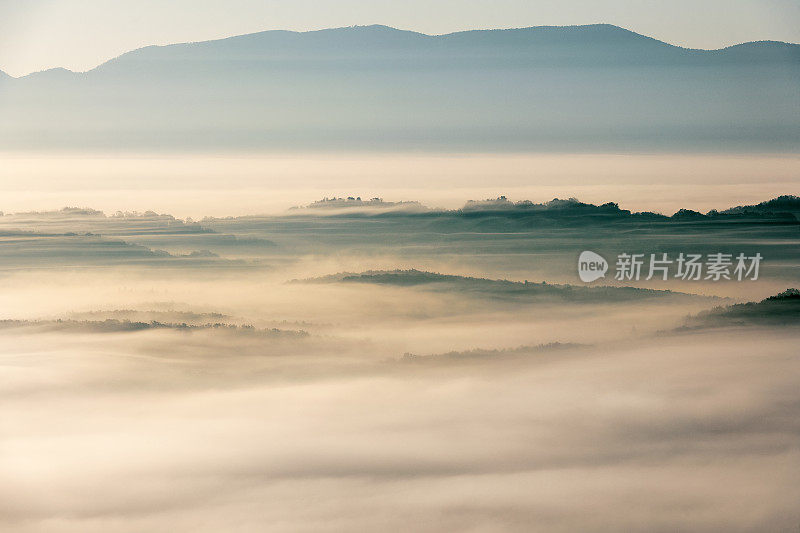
[578,251,608,283]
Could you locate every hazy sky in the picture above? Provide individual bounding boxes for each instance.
[0,0,798,76]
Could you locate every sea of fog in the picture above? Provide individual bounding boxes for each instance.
[1,263,798,532]
[0,157,798,531]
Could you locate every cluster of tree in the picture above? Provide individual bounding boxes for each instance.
[297,197,424,210]
[679,288,800,329]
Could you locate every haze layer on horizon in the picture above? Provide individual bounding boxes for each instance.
[1,151,797,218]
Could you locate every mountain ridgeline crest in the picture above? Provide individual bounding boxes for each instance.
[1,24,798,151]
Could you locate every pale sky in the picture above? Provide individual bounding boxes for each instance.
[0,0,798,77]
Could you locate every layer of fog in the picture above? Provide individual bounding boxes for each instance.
[0,152,797,218]
[2,321,798,532]
[1,204,797,300]
[0,202,797,531]
[0,265,722,353]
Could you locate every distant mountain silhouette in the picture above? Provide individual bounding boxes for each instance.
[1,24,798,151]
[20,24,800,76]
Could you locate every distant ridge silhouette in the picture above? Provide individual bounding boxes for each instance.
[1,24,798,151]
[6,24,799,79]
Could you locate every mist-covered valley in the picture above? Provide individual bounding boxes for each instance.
[1,195,799,531]
[2,4,799,531]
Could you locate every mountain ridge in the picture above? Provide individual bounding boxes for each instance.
[4,24,799,79]
[1,23,797,151]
